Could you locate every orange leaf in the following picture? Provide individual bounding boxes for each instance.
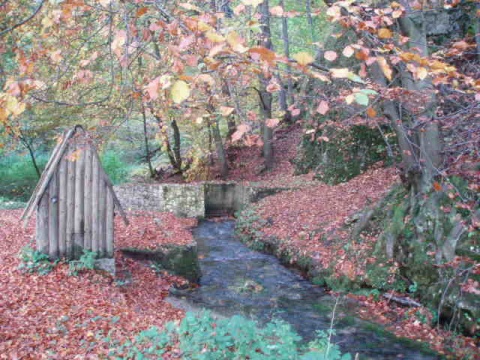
[378,28,392,39]
[433,182,442,192]
[249,46,276,64]
[366,107,377,118]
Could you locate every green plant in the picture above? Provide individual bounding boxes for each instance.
[235,207,268,250]
[0,152,49,201]
[69,249,97,276]
[109,311,351,359]
[18,245,57,275]
[100,150,135,185]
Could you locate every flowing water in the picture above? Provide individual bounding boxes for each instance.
[169,220,441,359]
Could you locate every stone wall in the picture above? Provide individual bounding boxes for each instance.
[114,183,204,218]
[114,182,289,218]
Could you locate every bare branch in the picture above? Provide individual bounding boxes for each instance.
[0,0,46,37]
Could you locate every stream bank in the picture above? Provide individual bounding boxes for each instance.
[169,220,441,359]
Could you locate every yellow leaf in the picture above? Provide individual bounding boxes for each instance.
[330,68,350,79]
[417,67,428,80]
[198,21,212,32]
[0,107,7,124]
[220,106,235,116]
[6,95,26,117]
[205,31,225,43]
[50,50,63,64]
[171,80,191,104]
[377,57,392,81]
[345,94,355,104]
[312,72,331,82]
[226,31,248,53]
[41,16,53,29]
[378,28,392,39]
[293,51,314,66]
[242,0,264,6]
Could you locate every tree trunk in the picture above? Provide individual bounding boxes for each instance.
[279,0,294,107]
[141,103,155,177]
[152,112,182,173]
[258,0,274,170]
[398,10,442,193]
[171,119,182,171]
[19,132,41,178]
[211,118,229,179]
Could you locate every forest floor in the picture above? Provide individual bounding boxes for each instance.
[226,125,479,358]
[0,125,478,359]
[0,209,194,359]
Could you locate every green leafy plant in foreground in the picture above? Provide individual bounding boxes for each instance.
[110,311,351,359]
[69,249,97,276]
[18,245,57,275]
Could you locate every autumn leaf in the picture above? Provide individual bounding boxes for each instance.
[266,118,280,128]
[293,52,314,66]
[316,100,329,115]
[249,47,276,64]
[171,80,190,104]
[232,123,251,142]
[220,106,235,116]
[342,46,355,58]
[227,31,248,53]
[354,93,369,106]
[270,6,284,16]
[366,107,377,117]
[377,57,393,81]
[242,0,264,6]
[266,80,281,93]
[433,182,442,192]
[324,51,338,62]
[378,28,393,39]
[417,67,428,80]
[330,68,350,79]
[5,95,26,117]
[206,31,225,43]
[145,77,160,100]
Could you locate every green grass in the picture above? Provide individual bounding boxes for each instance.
[100,150,137,185]
[0,152,49,202]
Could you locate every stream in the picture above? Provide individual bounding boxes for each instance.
[168,220,441,359]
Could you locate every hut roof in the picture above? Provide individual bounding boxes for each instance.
[21,125,129,227]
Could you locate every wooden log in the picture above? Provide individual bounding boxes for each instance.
[83,147,92,251]
[22,128,75,226]
[91,154,99,254]
[58,158,68,258]
[98,178,107,257]
[106,189,114,258]
[74,147,85,257]
[36,192,49,255]
[91,150,129,226]
[66,150,76,259]
[383,293,421,307]
[48,170,59,259]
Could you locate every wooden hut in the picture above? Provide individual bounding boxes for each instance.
[21,125,128,259]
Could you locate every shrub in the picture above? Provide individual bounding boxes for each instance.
[100,150,135,185]
[0,152,49,201]
[69,249,97,276]
[110,311,351,359]
[18,245,57,275]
